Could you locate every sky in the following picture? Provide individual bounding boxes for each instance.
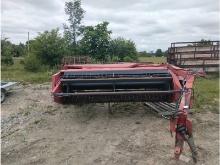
[1,0,220,51]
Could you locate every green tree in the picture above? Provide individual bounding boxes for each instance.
[109,37,137,61]
[198,39,211,46]
[13,43,26,57]
[164,50,168,57]
[155,49,163,57]
[1,38,14,65]
[79,22,111,61]
[26,28,67,67]
[64,0,85,54]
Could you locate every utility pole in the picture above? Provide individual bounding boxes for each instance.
[27,32,30,56]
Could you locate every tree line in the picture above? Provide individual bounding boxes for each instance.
[1,0,212,72]
[138,49,168,57]
[1,0,138,71]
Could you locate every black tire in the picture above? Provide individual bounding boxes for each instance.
[1,89,6,103]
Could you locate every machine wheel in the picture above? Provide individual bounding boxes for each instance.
[1,89,6,103]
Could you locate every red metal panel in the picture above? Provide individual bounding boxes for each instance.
[52,63,195,104]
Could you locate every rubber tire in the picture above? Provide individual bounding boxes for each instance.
[1,89,6,103]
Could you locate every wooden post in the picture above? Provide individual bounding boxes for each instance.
[27,32,30,56]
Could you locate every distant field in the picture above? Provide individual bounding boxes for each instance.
[138,56,166,63]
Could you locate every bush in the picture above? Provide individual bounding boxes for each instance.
[111,56,120,62]
[30,29,67,67]
[24,55,41,72]
[1,38,14,65]
[1,56,14,65]
[123,56,133,62]
[19,59,25,64]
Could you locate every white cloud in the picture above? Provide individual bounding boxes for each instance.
[2,0,220,51]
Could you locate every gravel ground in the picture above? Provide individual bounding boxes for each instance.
[1,84,219,165]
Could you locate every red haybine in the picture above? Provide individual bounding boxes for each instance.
[52,63,201,162]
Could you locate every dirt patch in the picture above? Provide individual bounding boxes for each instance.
[1,84,219,165]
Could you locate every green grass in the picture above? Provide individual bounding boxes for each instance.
[1,58,53,84]
[193,74,219,113]
[138,56,166,63]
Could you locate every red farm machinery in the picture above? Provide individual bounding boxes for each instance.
[52,62,202,162]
